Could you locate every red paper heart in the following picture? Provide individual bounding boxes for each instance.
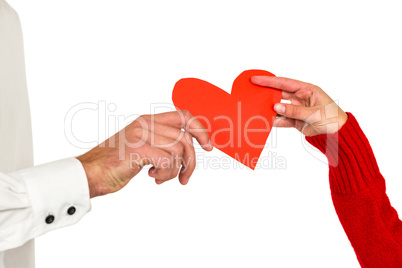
[172,70,281,170]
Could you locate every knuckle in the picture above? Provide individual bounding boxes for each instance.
[180,110,194,126]
[131,127,144,138]
[180,110,191,117]
[178,110,190,120]
[159,173,172,181]
[171,142,184,156]
[305,83,319,93]
[299,84,317,102]
[168,172,178,181]
[159,167,178,181]
[138,114,149,120]
[182,132,193,145]
[135,114,151,127]
[290,105,300,118]
[129,120,141,128]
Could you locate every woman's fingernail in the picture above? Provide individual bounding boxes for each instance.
[274,103,285,114]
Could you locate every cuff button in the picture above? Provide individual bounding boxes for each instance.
[45,215,55,224]
[67,206,76,215]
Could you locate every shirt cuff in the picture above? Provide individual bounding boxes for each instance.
[305,113,381,195]
[9,157,91,239]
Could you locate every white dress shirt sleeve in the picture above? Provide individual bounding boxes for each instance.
[0,158,91,251]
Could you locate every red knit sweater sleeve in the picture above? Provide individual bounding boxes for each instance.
[305,113,402,267]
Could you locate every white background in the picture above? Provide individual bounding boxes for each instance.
[8,0,402,267]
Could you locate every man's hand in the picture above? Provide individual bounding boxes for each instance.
[77,111,212,198]
[251,76,348,136]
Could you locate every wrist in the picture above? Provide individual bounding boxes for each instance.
[309,107,349,136]
[337,108,348,131]
[76,156,102,198]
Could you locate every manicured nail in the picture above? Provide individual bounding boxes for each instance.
[274,103,285,114]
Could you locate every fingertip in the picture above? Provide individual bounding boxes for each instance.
[178,166,192,185]
[148,167,157,178]
[179,176,190,185]
[201,140,213,151]
[250,75,265,85]
[274,103,286,114]
[155,179,164,185]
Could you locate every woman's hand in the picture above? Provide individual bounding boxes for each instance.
[251,76,348,136]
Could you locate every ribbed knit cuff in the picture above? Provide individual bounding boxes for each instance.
[305,113,380,195]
